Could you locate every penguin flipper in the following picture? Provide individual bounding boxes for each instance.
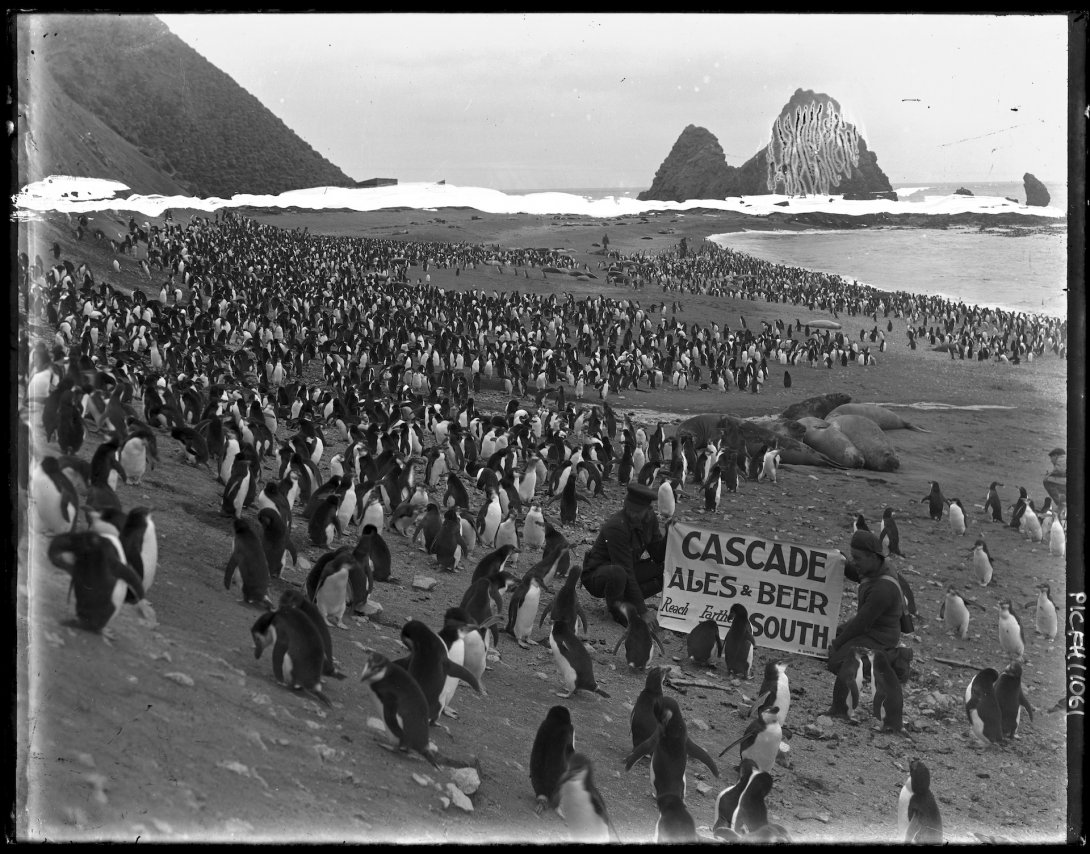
[749,691,772,718]
[611,629,628,657]
[223,555,238,591]
[717,731,749,759]
[685,737,719,777]
[445,660,482,694]
[623,730,660,771]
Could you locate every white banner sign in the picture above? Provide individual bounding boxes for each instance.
[657,521,847,658]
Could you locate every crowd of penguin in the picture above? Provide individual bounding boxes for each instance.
[19,207,1067,843]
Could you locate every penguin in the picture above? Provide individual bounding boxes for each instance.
[119,507,158,600]
[655,793,697,843]
[994,659,1034,739]
[388,499,421,537]
[398,619,482,725]
[984,481,1004,523]
[713,758,766,837]
[702,466,722,512]
[1044,511,1066,556]
[505,573,545,649]
[970,538,994,587]
[921,481,944,521]
[479,488,503,547]
[529,705,575,815]
[878,507,904,557]
[440,606,499,696]
[1008,487,1029,529]
[730,764,774,835]
[656,478,675,520]
[965,667,1004,744]
[443,470,470,510]
[853,513,870,534]
[250,606,332,707]
[358,650,440,769]
[221,457,253,519]
[717,706,782,774]
[47,532,147,635]
[867,647,904,732]
[610,601,665,669]
[630,666,678,749]
[554,471,589,525]
[721,603,756,679]
[828,646,865,721]
[522,502,546,550]
[413,502,444,553]
[997,600,1025,661]
[549,619,609,699]
[898,759,943,843]
[308,494,342,548]
[686,619,722,666]
[624,695,719,798]
[460,572,515,653]
[758,448,780,485]
[307,549,355,630]
[750,661,790,726]
[257,506,297,577]
[224,517,272,607]
[555,753,619,843]
[360,494,385,533]
[356,523,393,584]
[278,588,345,680]
[31,457,80,536]
[1019,500,1043,542]
[431,507,467,572]
[118,434,150,486]
[538,562,588,639]
[494,511,520,552]
[1034,583,1058,642]
[939,585,972,639]
[947,498,966,535]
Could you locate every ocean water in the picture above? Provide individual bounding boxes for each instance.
[708,228,1067,318]
[891,180,1067,211]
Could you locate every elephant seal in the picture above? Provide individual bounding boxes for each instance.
[780,393,851,422]
[744,416,808,443]
[824,414,900,471]
[676,413,846,468]
[676,413,741,450]
[827,403,931,433]
[808,319,843,330]
[796,417,866,469]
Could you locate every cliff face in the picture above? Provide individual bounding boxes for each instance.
[17,14,355,197]
[639,89,892,201]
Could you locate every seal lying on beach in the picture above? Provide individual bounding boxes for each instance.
[824,414,900,471]
[675,414,849,469]
[780,393,851,422]
[743,416,808,443]
[796,417,866,469]
[826,403,931,433]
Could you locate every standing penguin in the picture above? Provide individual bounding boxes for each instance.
[555,754,620,843]
[970,538,994,587]
[505,573,545,649]
[224,518,272,607]
[965,667,1005,744]
[358,651,440,769]
[1019,500,1043,542]
[48,532,147,636]
[522,501,546,550]
[494,511,520,552]
[703,464,722,512]
[994,659,1034,739]
[1008,487,1029,530]
[356,523,393,584]
[119,507,158,599]
[655,793,697,843]
[939,586,972,639]
[539,562,588,639]
[946,498,966,535]
[278,588,344,680]
[721,603,756,679]
[878,507,904,557]
[529,705,575,815]
[898,759,943,843]
[750,661,790,726]
[714,758,768,837]
[550,619,609,699]
[624,695,719,798]
[758,448,780,485]
[921,481,944,521]
[983,481,1004,523]
[250,606,332,707]
[852,513,870,534]
[827,646,865,721]
[997,600,1025,661]
[431,507,468,572]
[718,707,782,774]
[257,507,297,577]
[1033,583,1058,642]
[309,494,342,548]
[31,457,80,536]
[686,619,722,666]
[398,619,482,725]
[306,549,357,630]
[610,601,665,669]
[867,648,904,732]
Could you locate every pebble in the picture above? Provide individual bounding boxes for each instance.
[412,576,438,591]
[690,717,710,732]
[695,781,712,796]
[163,672,194,687]
[450,767,481,795]
[76,752,95,768]
[313,744,341,762]
[413,773,434,787]
[360,600,383,616]
[366,717,387,733]
[816,715,833,728]
[445,783,474,812]
[803,724,824,738]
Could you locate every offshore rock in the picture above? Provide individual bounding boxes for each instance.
[1023,172,1051,207]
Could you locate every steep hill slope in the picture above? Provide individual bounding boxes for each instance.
[15,14,355,196]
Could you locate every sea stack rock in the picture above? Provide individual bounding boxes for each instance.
[1023,173,1051,207]
[954,187,974,196]
[639,88,892,202]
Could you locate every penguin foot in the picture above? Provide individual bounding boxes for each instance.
[442,707,459,720]
[517,639,534,649]
[553,690,574,699]
[534,795,549,816]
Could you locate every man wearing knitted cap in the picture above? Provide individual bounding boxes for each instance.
[826,530,913,684]
[581,483,671,627]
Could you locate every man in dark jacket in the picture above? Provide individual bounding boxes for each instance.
[826,530,913,683]
[581,483,669,626]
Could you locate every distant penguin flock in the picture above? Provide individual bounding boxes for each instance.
[19,208,1067,844]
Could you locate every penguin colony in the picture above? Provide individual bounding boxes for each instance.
[19,209,1066,843]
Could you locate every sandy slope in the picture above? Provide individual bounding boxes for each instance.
[14,207,1071,843]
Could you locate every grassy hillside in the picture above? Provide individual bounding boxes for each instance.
[15,14,355,196]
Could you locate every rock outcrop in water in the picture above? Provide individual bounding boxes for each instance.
[1023,173,1051,207]
[954,187,974,196]
[639,88,892,202]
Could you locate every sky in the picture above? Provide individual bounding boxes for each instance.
[147,14,1069,191]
